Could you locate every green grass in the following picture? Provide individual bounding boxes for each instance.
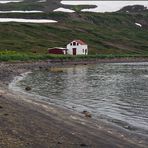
[70,5,97,12]
[1,50,148,62]
[0,11,148,59]
[0,2,45,11]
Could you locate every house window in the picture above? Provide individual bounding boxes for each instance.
[70,43,72,46]
[77,43,79,46]
[73,42,76,46]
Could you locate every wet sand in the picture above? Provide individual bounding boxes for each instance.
[0,59,148,148]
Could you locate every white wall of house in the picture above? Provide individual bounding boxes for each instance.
[67,41,88,55]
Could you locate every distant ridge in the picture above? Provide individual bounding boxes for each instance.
[118,5,148,13]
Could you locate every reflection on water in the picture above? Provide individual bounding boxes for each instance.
[18,63,148,134]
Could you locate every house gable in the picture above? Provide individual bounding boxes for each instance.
[69,40,87,46]
[67,40,88,55]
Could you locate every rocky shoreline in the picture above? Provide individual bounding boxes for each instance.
[0,59,148,148]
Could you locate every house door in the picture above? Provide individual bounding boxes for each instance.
[73,48,76,55]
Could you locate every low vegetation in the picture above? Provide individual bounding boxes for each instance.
[0,0,148,62]
[69,5,97,12]
[1,50,148,62]
[0,12,148,56]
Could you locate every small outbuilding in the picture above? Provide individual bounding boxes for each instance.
[66,40,88,55]
[48,47,67,55]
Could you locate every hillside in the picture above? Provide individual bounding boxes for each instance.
[118,5,148,13]
[0,1,148,55]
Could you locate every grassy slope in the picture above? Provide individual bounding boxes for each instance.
[0,12,147,55]
[0,0,96,12]
[0,0,61,11]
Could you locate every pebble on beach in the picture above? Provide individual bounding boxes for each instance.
[25,86,32,91]
[82,110,92,118]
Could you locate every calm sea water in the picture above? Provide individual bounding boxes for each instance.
[17,62,148,134]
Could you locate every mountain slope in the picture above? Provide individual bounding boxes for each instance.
[0,1,147,55]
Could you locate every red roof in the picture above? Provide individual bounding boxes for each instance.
[72,40,87,45]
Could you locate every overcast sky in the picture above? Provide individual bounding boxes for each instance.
[61,1,148,12]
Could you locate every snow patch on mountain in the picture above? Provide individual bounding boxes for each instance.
[135,23,142,27]
[0,10,43,13]
[0,0,23,3]
[0,18,57,23]
[54,7,75,13]
[38,0,46,2]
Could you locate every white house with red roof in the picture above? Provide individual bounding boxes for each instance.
[66,40,88,55]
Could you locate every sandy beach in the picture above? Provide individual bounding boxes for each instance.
[0,59,148,148]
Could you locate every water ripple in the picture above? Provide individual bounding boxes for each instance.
[17,63,148,134]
